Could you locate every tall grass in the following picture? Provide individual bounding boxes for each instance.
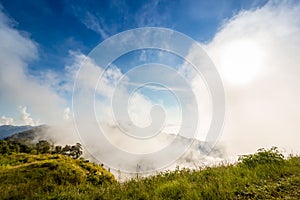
[0,147,299,199]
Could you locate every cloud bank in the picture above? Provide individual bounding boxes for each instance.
[0,7,67,125]
[203,1,300,156]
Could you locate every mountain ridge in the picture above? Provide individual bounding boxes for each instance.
[0,125,35,139]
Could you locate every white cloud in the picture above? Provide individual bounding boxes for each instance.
[0,8,68,125]
[19,106,39,126]
[128,92,153,128]
[0,7,225,174]
[0,116,14,125]
[63,107,70,120]
[69,51,179,130]
[200,1,300,156]
[65,51,124,99]
[4,0,299,173]
[82,12,109,39]
[0,4,221,174]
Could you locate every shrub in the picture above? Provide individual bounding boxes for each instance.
[238,146,284,168]
[29,149,37,155]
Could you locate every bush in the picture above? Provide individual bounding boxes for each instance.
[238,146,284,168]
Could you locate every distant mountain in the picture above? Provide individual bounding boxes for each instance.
[1,124,226,171]
[5,125,49,146]
[0,125,34,139]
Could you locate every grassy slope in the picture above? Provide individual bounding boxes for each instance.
[122,158,300,199]
[0,153,299,199]
[115,156,300,199]
[0,153,115,199]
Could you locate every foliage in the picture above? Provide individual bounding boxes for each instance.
[0,140,31,154]
[238,146,284,168]
[0,139,83,159]
[61,142,83,159]
[0,153,116,199]
[0,147,299,199]
[36,140,52,154]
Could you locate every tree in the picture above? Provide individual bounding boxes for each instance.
[61,144,71,156]
[8,142,20,153]
[36,140,51,154]
[0,140,10,154]
[61,143,83,159]
[71,143,83,159]
[54,145,62,154]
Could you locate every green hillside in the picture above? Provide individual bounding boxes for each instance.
[0,153,115,199]
[0,147,299,199]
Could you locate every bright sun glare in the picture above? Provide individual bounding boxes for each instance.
[220,40,264,85]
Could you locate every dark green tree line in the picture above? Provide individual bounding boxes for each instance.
[0,140,83,159]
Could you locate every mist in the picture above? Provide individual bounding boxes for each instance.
[205,1,300,157]
[1,1,300,176]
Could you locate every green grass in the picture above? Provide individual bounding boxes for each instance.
[106,155,299,200]
[0,153,115,199]
[0,148,299,199]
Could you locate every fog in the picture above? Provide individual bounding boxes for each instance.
[1,1,300,176]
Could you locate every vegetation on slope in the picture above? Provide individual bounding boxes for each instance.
[0,146,299,199]
[0,153,116,199]
[110,147,300,199]
[0,139,83,159]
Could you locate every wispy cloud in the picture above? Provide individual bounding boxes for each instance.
[135,0,169,27]
[123,81,188,92]
[82,12,109,39]
[68,3,110,39]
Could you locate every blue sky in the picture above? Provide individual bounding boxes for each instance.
[1,0,300,157]
[1,0,267,73]
[0,0,268,122]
